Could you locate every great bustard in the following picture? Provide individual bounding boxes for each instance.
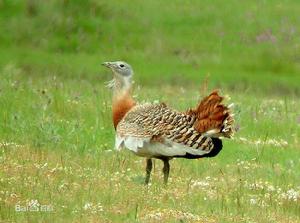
[103,61,234,184]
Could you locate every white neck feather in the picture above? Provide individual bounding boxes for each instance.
[110,75,132,99]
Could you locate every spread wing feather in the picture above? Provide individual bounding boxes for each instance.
[116,103,214,155]
[115,91,234,157]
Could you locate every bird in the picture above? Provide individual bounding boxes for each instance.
[102,61,234,185]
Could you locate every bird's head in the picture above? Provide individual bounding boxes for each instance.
[102,61,133,91]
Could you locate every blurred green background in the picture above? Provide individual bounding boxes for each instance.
[1,1,300,222]
[1,0,299,94]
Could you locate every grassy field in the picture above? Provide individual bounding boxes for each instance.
[1,1,300,222]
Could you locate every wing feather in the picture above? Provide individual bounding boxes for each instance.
[115,103,215,156]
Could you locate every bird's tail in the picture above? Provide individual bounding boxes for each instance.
[186,90,234,138]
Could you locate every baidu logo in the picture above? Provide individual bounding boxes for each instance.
[15,200,53,212]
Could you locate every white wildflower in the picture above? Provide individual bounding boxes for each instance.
[83,203,92,210]
[267,185,275,192]
[191,180,210,189]
[285,189,299,201]
[250,198,257,205]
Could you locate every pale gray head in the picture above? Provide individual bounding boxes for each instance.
[102,61,133,91]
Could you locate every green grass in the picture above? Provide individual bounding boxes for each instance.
[1,65,300,222]
[0,0,300,222]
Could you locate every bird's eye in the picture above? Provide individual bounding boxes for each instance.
[119,64,124,68]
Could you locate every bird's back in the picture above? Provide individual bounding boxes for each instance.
[115,101,225,158]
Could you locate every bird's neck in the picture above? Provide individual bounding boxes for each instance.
[111,75,132,96]
[112,79,135,129]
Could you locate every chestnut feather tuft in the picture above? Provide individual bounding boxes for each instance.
[186,90,234,138]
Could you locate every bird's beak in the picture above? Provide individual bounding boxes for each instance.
[102,62,112,68]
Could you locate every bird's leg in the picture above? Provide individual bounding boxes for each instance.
[162,159,170,184]
[145,158,152,185]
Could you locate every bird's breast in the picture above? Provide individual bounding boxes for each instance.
[112,92,135,129]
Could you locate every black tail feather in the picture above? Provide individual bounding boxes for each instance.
[174,138,223,159]
[201,138,223,157]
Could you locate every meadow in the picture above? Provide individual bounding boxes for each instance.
[0,1,300,222]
